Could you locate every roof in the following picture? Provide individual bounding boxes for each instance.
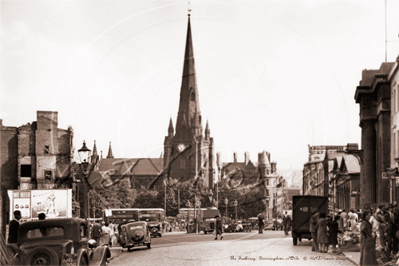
[342,154,360,174]
[98,158,163,176]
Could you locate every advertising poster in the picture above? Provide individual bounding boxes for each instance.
[10,191,31,219]
[8,189,72,221]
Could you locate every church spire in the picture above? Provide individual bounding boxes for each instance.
[168,117,174,137]
[107,141,114,159]
[91,140,98,163]
[175,14,202,139]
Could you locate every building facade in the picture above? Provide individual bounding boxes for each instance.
[0,111,74,235]
[220,151,279,218]
[163,15,215,189]
[388,57,399,203]
[355,62,394,208]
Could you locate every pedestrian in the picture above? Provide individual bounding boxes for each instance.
[316,212,329,253]
[214,215,223,240]
[91,220,102,245]
[349,209,358,232]
[38,213,47,236]
[282,211,288,232]
[359,211,378,266]
[8,210,22,244]
[109,221,115,247]
[328,215,340,253]
[101,222,111,246]
[310,211,320,252]
[38,213,46,220]
[258,213,264,234]
[376,205,387,250]
[341,209,348,232]
[391,203,399,254]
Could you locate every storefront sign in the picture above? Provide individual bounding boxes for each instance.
[8,189,72,221]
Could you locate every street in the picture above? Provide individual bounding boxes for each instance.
[109,231,358,266]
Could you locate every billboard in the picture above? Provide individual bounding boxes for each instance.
[8,189,72,221]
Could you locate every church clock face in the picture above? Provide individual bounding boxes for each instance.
[177,144,185,152]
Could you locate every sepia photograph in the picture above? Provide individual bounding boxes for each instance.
[1,0,399,265]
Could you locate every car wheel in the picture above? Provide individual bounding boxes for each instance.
[147,243,151,249]
[127,247,131,252]
[204,231,207,234]
[293,237,298,245]
[159,234,162,237]
[24,247,59,266]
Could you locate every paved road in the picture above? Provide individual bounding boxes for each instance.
[109,231,359,266]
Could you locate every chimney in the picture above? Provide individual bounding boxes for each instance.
[244,152,250,165]
[233,152,237,163]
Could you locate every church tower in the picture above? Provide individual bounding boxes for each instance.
[163,14,215,188]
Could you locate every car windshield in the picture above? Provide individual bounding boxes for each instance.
[27,226,64,239]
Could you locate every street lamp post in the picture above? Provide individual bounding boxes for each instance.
[224,198,228,218]
[234,199,238,222]
[78,140,92,228]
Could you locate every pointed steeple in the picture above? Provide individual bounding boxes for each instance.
[107,141,114,159]
[175,15,202,139]
[91,140,98,163]
[205,120,210,140]
[168,117,174,137]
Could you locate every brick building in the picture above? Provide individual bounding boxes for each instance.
[0,111,74,236]
[220,151,279,219]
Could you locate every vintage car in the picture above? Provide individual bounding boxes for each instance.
[117,221,151,251]
[139,216,162,237]
[10,218,110,266]
[203,218,216,234]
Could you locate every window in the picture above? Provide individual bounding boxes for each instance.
[44,170,52,181]
[27,226,64,238]
[397,130,399,158]
[395,132,397,158]
[44,145,49,154]
[21,165,31,177]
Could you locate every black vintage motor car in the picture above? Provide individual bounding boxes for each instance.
[9,218,110,266]
[117,221,151,251]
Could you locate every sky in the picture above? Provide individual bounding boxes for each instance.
[1,0,399,171]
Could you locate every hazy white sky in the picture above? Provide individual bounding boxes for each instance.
[1,0,399,170]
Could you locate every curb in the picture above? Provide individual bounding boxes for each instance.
[336,252,358,266]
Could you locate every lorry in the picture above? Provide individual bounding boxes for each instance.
[292,195,328,245]
[202,207,220,234]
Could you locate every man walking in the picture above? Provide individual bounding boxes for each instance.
[215,215,223,240]
[258,213,264,234]
[91,220,102,245]
[8,210,22,244]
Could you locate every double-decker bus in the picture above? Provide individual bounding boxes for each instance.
[103,208,165,225]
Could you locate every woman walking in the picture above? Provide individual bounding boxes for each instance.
[328,215,340,253]
[101,222,111,246]
[316,212,329,253]
[359,211,378,266]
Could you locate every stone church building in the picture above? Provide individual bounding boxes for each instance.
[161,14,215,189]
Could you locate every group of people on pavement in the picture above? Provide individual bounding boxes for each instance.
[308,203,399,266]
[90,220,117,246]
[358,203,399,266]
[309,211,340,253]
